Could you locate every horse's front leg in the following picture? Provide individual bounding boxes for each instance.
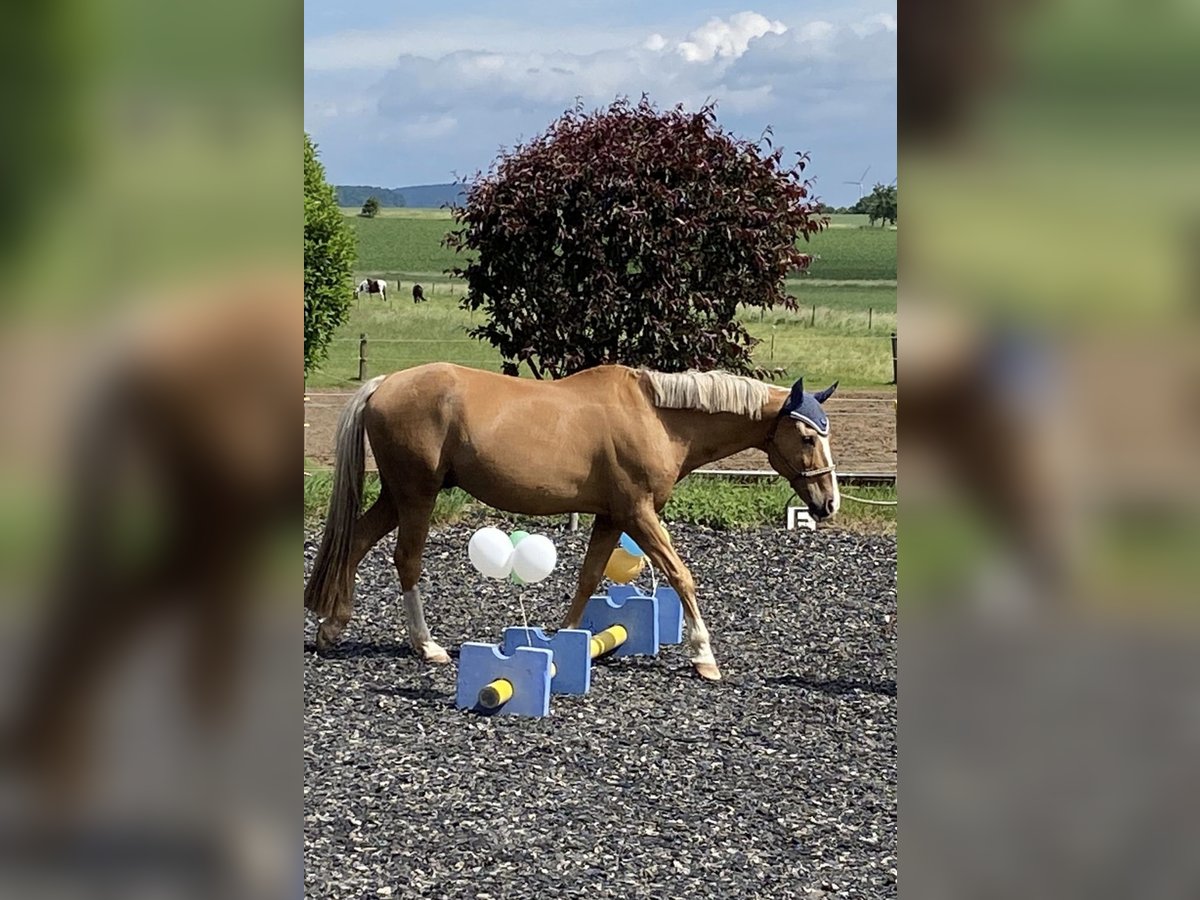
[561,515,621,629]
[625,513,720,681]
[393,495,450,664]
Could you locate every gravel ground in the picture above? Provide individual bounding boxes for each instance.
[304,518,896,900]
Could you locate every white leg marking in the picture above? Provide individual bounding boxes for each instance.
[686,615,716,666]
[402,587,448,662]
[402,587,430,644]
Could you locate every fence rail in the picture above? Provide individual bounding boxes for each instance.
[319,331,898,386]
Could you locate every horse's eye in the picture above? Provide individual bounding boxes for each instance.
[802,435,816,447]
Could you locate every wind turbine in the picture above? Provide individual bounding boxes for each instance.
[843,166,871,200]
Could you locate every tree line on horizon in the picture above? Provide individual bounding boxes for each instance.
[337,185,407,208]
[336,183,468,210]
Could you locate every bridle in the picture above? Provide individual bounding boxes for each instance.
[766,415,836,481]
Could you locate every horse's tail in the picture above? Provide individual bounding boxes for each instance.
[304,374,388,620]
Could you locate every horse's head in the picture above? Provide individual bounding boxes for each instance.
[766,377,840,520]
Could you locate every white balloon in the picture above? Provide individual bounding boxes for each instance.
[468,527,515,579]
[511,534,557,584]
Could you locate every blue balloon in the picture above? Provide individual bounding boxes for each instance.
[619,533,644,557]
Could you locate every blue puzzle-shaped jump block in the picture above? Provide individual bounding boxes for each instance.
[455,643,553,717]
[501,626,592,696]
[580,593,660,658]
[608,585,684,645]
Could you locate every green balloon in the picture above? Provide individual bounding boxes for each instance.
[508,532,530,584]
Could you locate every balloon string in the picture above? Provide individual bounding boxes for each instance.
[517,588,534,648]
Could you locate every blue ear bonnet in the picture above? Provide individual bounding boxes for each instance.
[779,379,836,436]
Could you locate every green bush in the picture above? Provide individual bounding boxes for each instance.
[446,97,828,379]
[304,133,357,376]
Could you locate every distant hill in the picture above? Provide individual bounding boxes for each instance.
[335,182,466,209]
[396,183,466,208]
[336,185,406,208]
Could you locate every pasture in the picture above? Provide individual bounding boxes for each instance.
[307,281,895,389]
[306,210,897,390]
[340,209,897,282]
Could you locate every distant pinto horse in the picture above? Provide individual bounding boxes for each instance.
[356,278,387,302]
[304,364,839,680]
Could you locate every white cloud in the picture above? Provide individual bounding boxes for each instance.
[306,97,375,120]
[305,20,646,72]
[398,114,458,141]
[675,12,787,63]
[798,21,837,44]
[852,13,898,37]
[305,30,402,71]
[304,8,895,196]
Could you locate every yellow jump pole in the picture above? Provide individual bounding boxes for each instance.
[479,661,561,710]
[590,624,628,659]
[479,626,627,709]
[478,679,513,709]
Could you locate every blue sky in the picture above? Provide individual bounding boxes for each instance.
[304,2,895,208]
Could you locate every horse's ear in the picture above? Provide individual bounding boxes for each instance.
[780,377,805,416]
[814,381,838,404]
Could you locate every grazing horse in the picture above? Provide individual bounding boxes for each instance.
[356,278,387,302]
[412,283,426,303]
[303,364,839,680]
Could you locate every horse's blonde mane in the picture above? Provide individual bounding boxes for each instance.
[638,369,772,420]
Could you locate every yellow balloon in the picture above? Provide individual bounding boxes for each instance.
[605,547,645,584]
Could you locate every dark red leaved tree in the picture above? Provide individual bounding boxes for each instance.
[444,96,827,379]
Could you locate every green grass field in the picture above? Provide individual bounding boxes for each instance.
[307,280,895,389]
[303,469,895,533]
[343,209,896,282]
[307,208,896,390]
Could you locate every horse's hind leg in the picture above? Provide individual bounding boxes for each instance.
[624,511,720,681]
[392,493,450,663]
[315,490,398,650]
[561,515,621,628]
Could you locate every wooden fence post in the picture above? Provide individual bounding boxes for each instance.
[868,307,873,331]
[358,332,368,381]
[890,332,898,385]
[568,513,579,532]
[810,305,816,327]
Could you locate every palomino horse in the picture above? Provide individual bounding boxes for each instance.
[356,278,387,302]
[304,364,839,680]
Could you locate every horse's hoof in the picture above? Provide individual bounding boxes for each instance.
[314,630,339,654]
[693,661,723,681]
[422,645,451,665]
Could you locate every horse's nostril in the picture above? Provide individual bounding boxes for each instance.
[824,497,837,516]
